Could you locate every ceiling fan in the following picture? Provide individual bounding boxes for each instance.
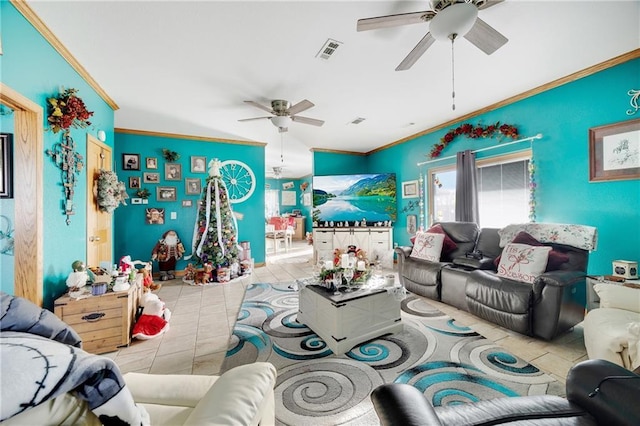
[238,99,325,133]
[357,0,508,71]
[269,166,284,179]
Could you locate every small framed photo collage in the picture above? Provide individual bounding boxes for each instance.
[121,153,207,222]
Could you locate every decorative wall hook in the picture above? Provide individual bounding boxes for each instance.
[401,200,420,213]
[46,132,84,225]
[627,89,639,115]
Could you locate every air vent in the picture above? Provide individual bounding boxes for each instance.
[350,117,366,125]
[316,38,343,60]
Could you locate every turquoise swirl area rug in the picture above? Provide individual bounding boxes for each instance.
[221,283,563,426]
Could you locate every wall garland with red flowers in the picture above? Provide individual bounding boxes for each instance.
[428,122,519,159]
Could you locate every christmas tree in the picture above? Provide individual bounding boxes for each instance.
[190,159,240,281]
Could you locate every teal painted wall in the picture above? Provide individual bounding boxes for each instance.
[367,58,640,274]
[113,132,265,272]
[313,151,368,176]
[1,2,115,307]
[0,116,15,295]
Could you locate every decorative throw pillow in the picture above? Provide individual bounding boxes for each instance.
[494,231,570,271]
[425,224,458,254]
[496,243,552,284]
[410,232,445,262]
[410,224,458,254]
[593,283,640,313]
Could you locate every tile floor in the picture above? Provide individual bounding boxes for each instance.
[107,241,587,387]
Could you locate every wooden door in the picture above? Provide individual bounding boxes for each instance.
[86,135,112,267]
[0,83,44,305]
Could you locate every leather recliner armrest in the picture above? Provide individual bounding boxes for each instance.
[566,359,640,426]
[395,246,412,258]
[534,270,586,288]
[184,362,277,426]
[371,384,442,426]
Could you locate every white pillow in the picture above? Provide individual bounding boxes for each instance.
[593,283,640,313]
[496,243,552,284]
[410,232,445,262]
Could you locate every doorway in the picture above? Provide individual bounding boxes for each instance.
[86,135,112,267]
[0,83,44,305]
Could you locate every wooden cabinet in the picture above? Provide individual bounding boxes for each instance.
[313,228,335,263]
[292,216,306,240]
[312,227,394,269]
[54,277,142,354]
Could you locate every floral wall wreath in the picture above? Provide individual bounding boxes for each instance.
[47,88,94,134]
[428,122,519,159]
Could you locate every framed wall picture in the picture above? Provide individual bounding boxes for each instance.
[185,178,201,195]
[145,207,165,224]
[282,190,296,206]
[122,153,140,170]
[146,157,158,169]
[156,186,177,201]
[406,214,417,235]
[303,192,311,206]
[402,180,419,198]
[0,133,13,198]
[182,200,193,207]
[282,181,294,190]
[165,163,182,181]
[129,176,141,189]
[589,117,640,182]
[191,156,206,173]
[143,172,160,183]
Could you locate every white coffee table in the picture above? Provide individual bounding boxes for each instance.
[297,282,402,355]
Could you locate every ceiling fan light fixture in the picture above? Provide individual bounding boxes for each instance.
[430,3,478,41]
[271,115,292,129]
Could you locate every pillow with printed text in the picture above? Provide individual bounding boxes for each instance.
[410,232,445,262]
[496,243,552,284]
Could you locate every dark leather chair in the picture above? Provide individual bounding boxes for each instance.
[371,359,640,426]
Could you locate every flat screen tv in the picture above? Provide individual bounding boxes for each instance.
[312,173,397,223]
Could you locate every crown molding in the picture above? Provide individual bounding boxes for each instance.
[115,128,267,146]
[310,147,367,156]
[11,0,118,110]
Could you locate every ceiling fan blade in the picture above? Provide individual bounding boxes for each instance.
[357,10,435,32]
[238,116,271,122]
[475,0,505,10]
[286,99,314,115]
[395,32,435,71]
[464,17,508,55]
[243,100,273,113]
[291,116,325,127]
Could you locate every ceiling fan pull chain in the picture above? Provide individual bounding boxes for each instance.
[280,132,284,163]
[451,34,456,111]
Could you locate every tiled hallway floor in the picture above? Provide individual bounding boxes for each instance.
[107,242,587,387]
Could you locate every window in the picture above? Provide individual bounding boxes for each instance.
[428,151,531,228]
[265,189,280,219]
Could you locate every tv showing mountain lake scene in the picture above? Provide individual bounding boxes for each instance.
[312,173,397,223]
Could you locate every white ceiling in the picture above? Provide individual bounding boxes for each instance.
[27,0,640,179]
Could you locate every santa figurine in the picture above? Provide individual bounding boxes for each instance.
[151,230,185,281]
